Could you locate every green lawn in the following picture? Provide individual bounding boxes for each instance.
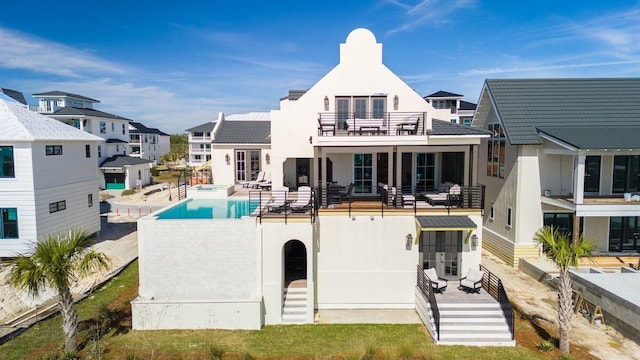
[0,260,546,359]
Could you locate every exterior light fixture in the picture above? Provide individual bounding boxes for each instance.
[324,96,330,111]
[471,234,478,247]
[393,95,399,110]
[265,153,270,165]
[405,233,413,250]
[225,154,230,165]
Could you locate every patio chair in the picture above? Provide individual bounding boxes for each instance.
[243,171,266,188]
[267,186,289,213]
[337,183,354,203]
[290,186,312,213]
[423,267,448,292]
[458,268,484,293]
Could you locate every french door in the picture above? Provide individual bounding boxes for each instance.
[421,231,462,281]
[354,153,373,194]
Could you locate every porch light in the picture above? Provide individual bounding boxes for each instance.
[393,95,399,110]
[324,96,329,111]
[405,234,413,250]
[265,153,270,165]
[471,234,478,247]
[225,154,230,165]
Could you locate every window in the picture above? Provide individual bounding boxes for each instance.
[0,208,18,239]
[450,119,457,124]
[487,123,505,178]
[506,207,512,228]
[49,200,66,213]
[98,145,102,158]
[88,194,93,207]
[372,97,386,118]
[116,145,119,152]
[613,155,640,193]
[193,131,204,137]
[489,202,494,220]
[609,217,640,251]
[354,97,368,119]
[99,121,106,134]
[0,146,15,178]
[111,122,115,132]
[206,132,211,137]
[85,144,91,158]
[122,124,125,135]
[45,145,63,156]
[462,118,472,127]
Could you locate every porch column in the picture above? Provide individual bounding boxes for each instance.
[388,147,393,191]
[573,153,585,204]
[464,146,471,186]
[321,147,327,207]
[395,147,403,189]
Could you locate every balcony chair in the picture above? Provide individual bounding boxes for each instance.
[423,267,448,292]
[318,118,336,136]
[458,268,484,293]
[267,186,289,213]
[290,186,312,213]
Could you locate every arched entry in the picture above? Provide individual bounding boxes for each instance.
[283,240,307,284]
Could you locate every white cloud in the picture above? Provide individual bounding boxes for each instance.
[384,0,476,35]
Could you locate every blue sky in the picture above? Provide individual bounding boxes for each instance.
[2,1,640,133]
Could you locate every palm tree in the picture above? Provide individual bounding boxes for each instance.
[8,229,109,353]
[533,226,595,354]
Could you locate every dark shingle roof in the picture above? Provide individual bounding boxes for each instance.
[185,121,215,133]
[416,216,477,229]
[430,119,489,136]
[212,121,270,144]
[33,91,99,103]
[485,78,640,145]
[424,90,463,98]
[280,89,308,101]
[105,138,128,144]
[99,155,153,168]
[1,88,27,105]
[538,127,640,150]
[52,106,132,121]
[130,121,168,135]
[459,100,477,111]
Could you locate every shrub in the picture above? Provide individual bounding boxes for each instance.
[559,353,574,360]
[85,339,107,359]
[536,339,555,352]
[121,189,136,196]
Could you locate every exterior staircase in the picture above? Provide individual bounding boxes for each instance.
[434,300,514,346]
[282,281,308,323]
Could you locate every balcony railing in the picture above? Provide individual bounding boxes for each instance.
[190,147,210,153]
[190,136,212,142]
[318,112,427,136]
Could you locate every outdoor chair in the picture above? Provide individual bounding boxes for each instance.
[244,171,266,188]
[290,186,312,213]
[423,267,448,292]
[337,183,354,203]
[267,186,289,213]
[458,268,484,293]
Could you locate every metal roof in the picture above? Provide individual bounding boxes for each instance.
[33,91,100,103]
[212,121,270,144]
[185,121,215,133]
[130,121,169,135]
[484,78,640,145]
[280,89,308,101]
[415,216,477,230]
[538,126,640,150]
[52,106,132,121]
[424,90,463,98]
[430,119,489,136]
[99,155,153,168]
[1,88,27,105]
[459,100,477,111]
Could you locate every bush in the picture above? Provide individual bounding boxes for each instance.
[536,339,554,352]
[85,339,107,359]
[151,167,160,177]
[559,353,574,360]
[121,189,136,196]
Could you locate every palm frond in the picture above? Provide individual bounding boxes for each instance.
[76,250,110,277]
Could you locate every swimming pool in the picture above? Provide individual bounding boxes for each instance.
[156,198,258,219]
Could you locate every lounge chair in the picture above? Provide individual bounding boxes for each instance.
[243,171,266,188]
[424,267,448,292]
[425,184,461,206]
[267,186,289,213]
[290,186,312,213]
[458,268,484,293]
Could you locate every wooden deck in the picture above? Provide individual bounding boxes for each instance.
[435,282,497,304]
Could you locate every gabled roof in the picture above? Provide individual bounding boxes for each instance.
[51,106,132,121]
[32,91,100,103]
[424,90,463,99]
[483,78,640,145]
[99,155,153,168]
[280,89,308,101]
[1,88,27,105]
[105,138,128,144]
[0,99,102,142]
[185,121,215,133]
[459,100,477,111]
[538,127,640,150]
[430,119,489,136]
[129,121,168,135]
[212,121,271,144]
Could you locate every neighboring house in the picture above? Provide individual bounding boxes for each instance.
[129,121,170,165]
[134,29,498,345]
[0,96,102,257]
[185,119,214,166]
[474,78,640,267]
[1,88,27,107]
[424,91,477,126]
[32,91,153,189]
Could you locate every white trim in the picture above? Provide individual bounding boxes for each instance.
[538,132,578,151]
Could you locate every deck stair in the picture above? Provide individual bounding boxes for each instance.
[282,282,308,323]
[430,282,515,346]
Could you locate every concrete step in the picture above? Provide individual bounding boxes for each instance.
[439,309,505,316]
[437,303,502,309]
[283,299,307,307]
[439,330,512,339]
[283,307,307,315]
[440,317,509,324]
[282,314,307,323]
[283,293,307,301]
[437,339,515,346]
[439,324,510,332]
[284,287,307,294]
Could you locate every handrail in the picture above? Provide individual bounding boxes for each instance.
[417,265,440,340]
[479,265,515,340]
[248,189,319,224]
[318,111,427,136]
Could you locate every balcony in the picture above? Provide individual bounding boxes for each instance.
[190,147,210,154]
[317,112,427,137]
[190,136,212,142]
[541,193,640,217]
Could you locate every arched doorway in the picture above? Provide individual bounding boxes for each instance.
[283,240,307,284]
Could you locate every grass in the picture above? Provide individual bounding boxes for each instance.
[0,260,547,359]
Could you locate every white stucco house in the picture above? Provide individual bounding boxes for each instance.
[133,29,507,344]
[424,91,476,127]
[129,122,170,165]
[0,96,102,257]
[32,91,153,189]
[474,78,640,267]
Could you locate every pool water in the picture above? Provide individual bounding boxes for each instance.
[156,198,258,219]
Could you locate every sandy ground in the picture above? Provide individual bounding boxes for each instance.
[482,250,640,360]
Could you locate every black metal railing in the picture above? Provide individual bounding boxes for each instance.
[318,112,427,136]
[249,189,317,224]
[315,185,353,214]
[479,265,515,340]
[378,185,485,213]
[417,265,440,340]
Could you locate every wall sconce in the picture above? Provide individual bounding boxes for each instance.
[309,136,313,144]
[324,96,329,111]
[405,233,413,250]
[370,215,374,221]
[225,154,230,165]
[351,215,356,221]
[471,234,478,247]
[393,95,399,110]
[265,153,270,165]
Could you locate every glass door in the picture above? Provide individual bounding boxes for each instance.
[336,97,350,130]
[584,156,601,193]
[420,231,462,281]
[415,153,435,193]
[235,150,246,182]
[354,153,373,194]
[249,150,261,181]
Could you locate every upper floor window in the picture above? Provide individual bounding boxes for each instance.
[0,146,15,178]
[462,118,472,127]
[45,145,63,156]
[372,97,386,118]
[85,144,91,158]
[111,122,115,132]
[98,145,102,158]
[507,207,512,228]
[99,121,106,134]
[122,123,125,135]
[613,155,640,193]
[206,132,211,137]
[487,123,505,178]
[193,132,204,137]
[0,208,18,239]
